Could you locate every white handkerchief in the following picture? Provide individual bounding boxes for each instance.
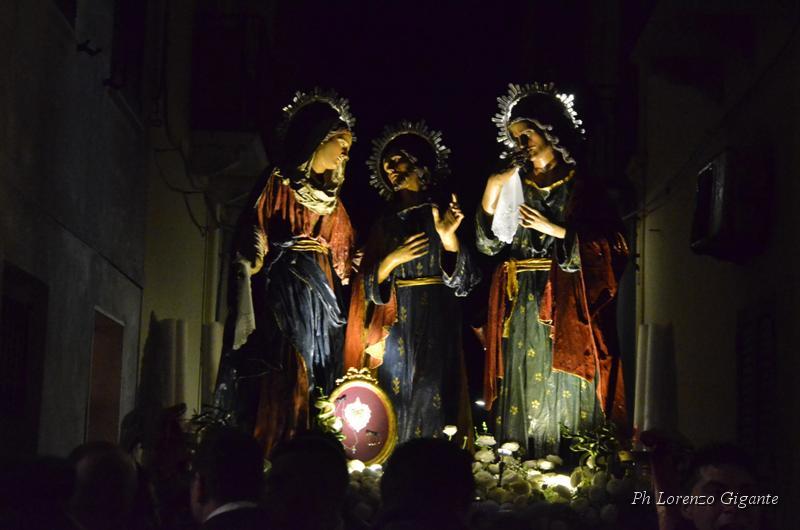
[491,168,524,243]
[233,263,256,350]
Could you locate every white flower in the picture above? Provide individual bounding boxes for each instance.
[508,479,532,496]
[332,417,344,431]
[542,473,576,493]
[545,454,563,465]
[488,463,500,474]
[552,485,573,499]
[487,486,513,504]
[474,470,496,489]
[344,397,371,433]
[537,459,555,471]
[476,435,497,447]
[442,425,458,438]
[501,455,517,465]
[528,485,544,497]
[522,459,538,469]
[472,462,484,473]
[362,479,380,501]
[347,459,366,473]
[475,448,496,463]
[501,470,518,485]
[500,441,520,453]
[368,464,383,474]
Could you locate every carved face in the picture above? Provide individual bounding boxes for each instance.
[382,149,424,192]
[508,120,549,161]
[312,130,352,172]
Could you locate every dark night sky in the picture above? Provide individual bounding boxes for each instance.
[232,0,652,232]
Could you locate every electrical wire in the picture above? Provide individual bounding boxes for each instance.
[149,0,228,234]
[183,192,207,237]
[152,149,205,195]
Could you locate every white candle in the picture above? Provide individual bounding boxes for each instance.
[643,323,674,432]
[201,322,224,405]
[633,323,650,444]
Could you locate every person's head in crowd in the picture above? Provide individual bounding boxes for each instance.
[68,442,138,530]
[0,455,77,530]
[190,427,264,523]
[378,438,475,529]
[681,443,762,530]
[264,432,349,530]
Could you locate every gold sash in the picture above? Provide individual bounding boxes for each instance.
[503,257,551,337]
[504,258,551,299]
[396,276,444,288]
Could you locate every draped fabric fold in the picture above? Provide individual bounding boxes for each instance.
[544,230,629,426]
[343,273,397,371]
[483,265,508,410]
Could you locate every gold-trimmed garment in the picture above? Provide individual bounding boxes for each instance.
[395,276,444,288]
[504,258,551,299]
[522,169,575,192]
[503,257,551,337]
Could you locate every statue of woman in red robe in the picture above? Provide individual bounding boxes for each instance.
[214,89,358,456]
[476,83,629,456]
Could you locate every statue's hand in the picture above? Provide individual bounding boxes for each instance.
[235,252,263,277]
[432,194,464,252]
[236,228,267,276]
[377,232,429,284]
[386,232,430,268]
[518,204,566,239]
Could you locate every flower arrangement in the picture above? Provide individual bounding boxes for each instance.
[344,460,384,524]
[339,423,657,529]
[467,422,656,528]
[314,390,345,440]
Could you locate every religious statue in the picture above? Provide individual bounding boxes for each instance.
[476,83,629,456]
[344,121,480,443]
[214,89,357,456]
